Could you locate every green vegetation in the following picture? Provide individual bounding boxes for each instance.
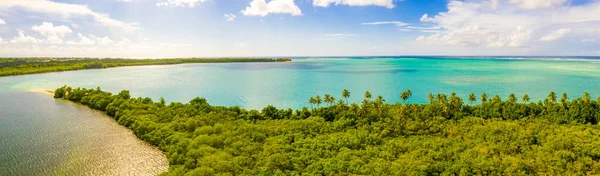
[0,57,291,76]
[54,86,600,175]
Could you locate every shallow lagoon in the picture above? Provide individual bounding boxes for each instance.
[2,57,599,110]
[1,57,600,175]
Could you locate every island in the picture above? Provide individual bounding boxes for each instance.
[0,58,292,77]
[53,86,600,175]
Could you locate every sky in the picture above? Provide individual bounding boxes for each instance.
[0,0,599,57]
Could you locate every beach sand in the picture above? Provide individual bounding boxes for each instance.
[28,89,55,96]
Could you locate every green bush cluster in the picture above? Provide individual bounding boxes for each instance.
[54,86,600,175]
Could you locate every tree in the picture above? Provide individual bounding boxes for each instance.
[548,92,557,103]
[508,94,516,103]
[308,97,316,109]
[428,93,434,104]
[400,92,408,103]
[522,94,530,104]
[492,95,502,104]
[583,92,591,103]
[561,93,568,107]
[406,89,413,103]
[342,89,351,105]
[324,94,332,106]
[481,93,488,103]
[468,93,476,105]
[315,95,322,108]
[364,91,372,100]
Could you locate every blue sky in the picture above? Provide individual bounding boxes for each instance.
[0,0,599,57]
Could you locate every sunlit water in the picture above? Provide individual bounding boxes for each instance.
[0,91,168,175]
[1,57,600,175]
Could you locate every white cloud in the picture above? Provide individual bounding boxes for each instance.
[0,0,137,30]
[224,13,236,21]
[540,28,571,41]
[66,33,95,45]
[71,23,79,28]
[505,0,567,9]
[582,39,596,43]
[361,21,407,26]
[156,0,208,7]
[241,0,302,17]
[31,22,73,44]
[119,0,134,2]
[0,18,5,25]
[313,0,395,8]
[10,30,41,44]
[32,22,72,37]
[416,0,600,49]
[89,35,114,45]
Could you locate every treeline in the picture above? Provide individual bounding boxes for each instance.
[0,57,291,76]
[54,86,600,175]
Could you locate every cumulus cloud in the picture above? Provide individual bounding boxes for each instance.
[224,13,236,21]
[313,0,395,8]
[361,21,407,26]
[504,0,567,9]
[416,0,600,48]
[156,0,208,7]
[539,28,571,41]
[0,18,5,25]
[10,30,42,44]
[0,0,137,30]
[241,0,302,17]
[32,22,72,37]
[66,33,96,45]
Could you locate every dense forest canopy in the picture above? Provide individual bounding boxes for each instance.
[54,86,600,175]
[0,58,291,77]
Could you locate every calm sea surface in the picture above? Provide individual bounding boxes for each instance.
[1,57,600,175]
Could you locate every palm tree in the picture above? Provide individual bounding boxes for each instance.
[492,95,502,104]
[406,89,413,103]
[583,92,591,103]
[508,93,516,103]
[561,93,568,105]
[364,91,372,100]
[548,92,557,103]
[308,97,315,109]
[342,89,350,105]
[315,95,322,108]
[468,93,476,105]
[481,93,488,103]
[522,94,530,104]
[324,94,332,106]
[329,95,336,106]
[400,92,408,103]
[428,93,434,103]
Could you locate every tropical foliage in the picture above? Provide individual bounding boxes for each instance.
[54,86,600,175]
[0,58,291,76]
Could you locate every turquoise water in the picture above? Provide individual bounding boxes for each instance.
[1,57,600,175]
[2,57,600,109]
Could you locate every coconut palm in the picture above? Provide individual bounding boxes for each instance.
[364,91,372,100]
[400,92,408,103]
[508,93,516,103]
[583,92,591,103]
[315,95,322,108]
[342,89,351,104]
[522,94,530,103]
[481,93,488,103]
[406,89,412,102]
[468,93,476,105]
[561,93,568,106]
[548,92,557,103]
[492,95,502,104]
[324,94,332,106]
[308,97,316,109]
[428,93,434,103]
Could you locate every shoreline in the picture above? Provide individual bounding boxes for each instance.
[28,89,55,95]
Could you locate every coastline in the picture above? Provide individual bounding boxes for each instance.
[28,89,55,95]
